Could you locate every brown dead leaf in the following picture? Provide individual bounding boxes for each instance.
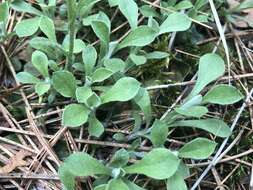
[0,150,32,174]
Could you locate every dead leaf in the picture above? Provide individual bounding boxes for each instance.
[0,150,32,174]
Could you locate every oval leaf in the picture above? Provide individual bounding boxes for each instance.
[91,68,114,83]
[16,72,40,84]
[32,50,49,77]
[175,106,208,118]
[118,0,138,29]
[82,45,97,76]
[39,16,56,42]
[15,17,40,37]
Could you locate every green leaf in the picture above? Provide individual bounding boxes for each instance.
[181,95,202,109]
[118,26,157,50]
[124,148,180,179]
[82,11,111,30]
[107,179,129,190]
[101,77,141,104]
[16,72,40,84]
[178,137,217,159]
[11,0,42,15]
[130,54,147,65]
[171,119,231,138]
[159,12,191,35]
[86,93,101,108]
[94,185,107,190]
[52,71,77,98]
[15,17,40,37]
[39,16,57,42]
[88,114,104,137]
[91,68,114,83]
[0,2,9,22]
[35,82,50,96]
[91,21,110,43]
[149,120,168,147]
[190,53,225,97]
[140,5,159,18]
[108,0,119,7]
[134,87,152,125]
[62,104,90,127]
[175,0,193,10]
[167,171,187,190]
[31,50,49,78]
[145,51,169,59]
[104,58,126,72]
[110,149,129,168]
[76,86,93,104]
[124,180,146,190]
[62,36,86,54]
[203,84,244,105]
[82,45,97,76]
[118,0,138,29]
[59,152,110,190]
[175,106,208,118]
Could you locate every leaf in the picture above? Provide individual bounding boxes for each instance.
[62,104,90,127]
[145,51,169,59]
[124,148,180,179]
[88,114,104,137]
[59,152,110,190]
[118,0,138,29]
[104,58,126,72]
[159,12,191,35]
[134,87,152,125]
[11,0,42,15]
[108,0,119,7]
[91,68,114,83]
[149,120,168,147]
[76,86,93,104]
[31,50,49,78]
[124,180,146,190]
[203,84,244,105]
[107,179,129,190]
[130,54,147,65]
[167,171,187,190]
[101,77,141,104]
[181,95,203,109]
[0,2,9,22]
[178,137,217,159]
[52,71,77,98]
[39,16,57,42]
[110,149,129,168]
[189,53,225,97]
[118,26,157,50]
[86,93,101,108]
[94,185,107,190]
[175,0,193,10]
[91,21,110,43]
[140,5,159,18]
[35,82,51,96]
[82,11,111,30]
[171,119,231,138]
[82,45,97,76]
[16,72,40,84]
[175,106,208,118]
[15,17,40,37]
[62,36,86,54]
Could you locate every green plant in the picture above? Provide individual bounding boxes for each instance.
[9,0,245,189]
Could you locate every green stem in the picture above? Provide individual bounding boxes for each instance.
[65,0,76,71]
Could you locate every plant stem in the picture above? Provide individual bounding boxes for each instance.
[65,0,76,71]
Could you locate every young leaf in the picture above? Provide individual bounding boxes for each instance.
[62,104,90,127]
[88,114,104,137]
[52,71,77,98]
[167,171,187,190]
[91,21,110,43]
[175,106,208,118]
[86,93,101,108]
[82,45,97,76]
[107,179,129,190]
[62,36,86,54]
[35,82,50,96]
[134,87,152,125]
[0,2,9,22]
[16,72,40,84]
[118,26,157,50]
[101,77,141,104]
[31,50,49,78]
[15,17,40,37]
[59,152,111,190]
[76,86,93,104]
[39,16,57,42]
[104,58,126,72]
[189,53,225,97]
[149,120,168,147]
[91,68,114,83]
[118,0,138,29]
[11,0,42,15]
[140,5,159,18]
[178,137,217,159]
[145,51,169,59]
[124,148,180,179]
[159,12,191,35]
[203,84,244,105]
[174,0,193,10]
[130,54,147,65]
[171,119,231,138]
[110,149,129,168]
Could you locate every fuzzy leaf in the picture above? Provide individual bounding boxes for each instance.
[175,106,208,118]
[76,86,93,104]
[39,16,56,42]
[35,82,50,96]
[91,68,114,83]
[130,54,147,65]
[149,120,168,147]
[110,149,129,168]
[107,179,129,190]
[31,50,49,77]
[118,0,138,29]
[167,171,187,190]
[16,72,40,84]
[15,17,40,37]
[0,2,9,22]
[88,115,104,137]
[104,58,126,72]
[82,45,97,76]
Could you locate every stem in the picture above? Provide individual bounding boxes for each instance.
[65,0,76,71]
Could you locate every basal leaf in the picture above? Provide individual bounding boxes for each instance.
[149,120,168,147]
[35,82,50,96]
[91,21,110,43]
[11,0,42,15]
[16,72,40,84]
[76,86,93,104]
[145,51,169,59]
[109,149,129,168]
[62,104,90,127]
[91,68,114,83]
[130,54,147,65]
[124,148,180,179]
[167,170,187,190]
[107,179,129,190]
[82,45,97,76]
[32,50,49,78]
[104,58,126,72]
[0,2,9,22]
[39,16,57,42]
[175,106,208,118]
[15,17,40,37]
[88,114,104,137]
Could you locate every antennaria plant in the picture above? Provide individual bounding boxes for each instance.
[4,0,246,189]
